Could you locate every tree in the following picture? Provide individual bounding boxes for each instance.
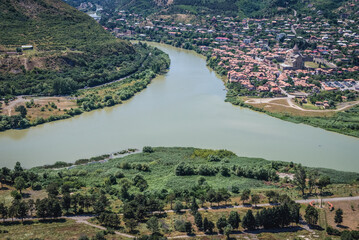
[334,208,343,225]
[294,165,307,196]
[228,211,240,229]
[184,221,192,234]
[304,205,318,226]
[98,213,121,228]
[308,171,319,194]
[242,210,256,230]
[216,216,228,234]
[203,217,214,233]
[251,194,260,207]
[194,212,203,230]
[146,216,160,234]
[94,193,109,215]
[124,218,138,233]
[14,200,28,222]
[46,183,59,198]
[265,190,276,203]
[27,199,35,216]
[0,203,8,222]
[14,176,26,194]
[15,105,27,118]
[166,191,176,210]
[190,197,199,213]
[174,201,184,214]
[206,189,216,207]
[62,193,71,213]
[317,176,331,195]
[241,189,251,205]
[224,225,233,239]
[143,146,154,153]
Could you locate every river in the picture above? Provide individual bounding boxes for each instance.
[1,43,358,172]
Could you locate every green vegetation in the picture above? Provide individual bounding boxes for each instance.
[1,147,359,239]
[0,42,170,132]
[226,94,359,138]
[0,0,168,99]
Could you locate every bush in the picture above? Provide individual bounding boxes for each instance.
[143,146,154,153]
[32,182,42,191]
[174,220,186,232]
[326,226,341,236]
[115,170,125,178]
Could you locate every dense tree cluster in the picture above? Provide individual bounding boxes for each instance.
[175,162,279,181]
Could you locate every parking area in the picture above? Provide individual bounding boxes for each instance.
[323,80,359,91]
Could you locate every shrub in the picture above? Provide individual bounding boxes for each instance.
[115,170,125,178]
[143,146,154,153]
[174,220,186,232]
[32,182,42,191]
[326,226,341,236]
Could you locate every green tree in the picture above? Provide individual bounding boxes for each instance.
[242,210,256,230]
[224,225,233,239]
[251,194,260,207]
[216,216,228,234]
[334,208,343,225]
[146,216,160,234]
[166,191,176,210]
[143,146,154,153]
[14,200,28,222]
[194,211,203,230]
[15,105,27,118]
[190,197,199,213]
[0,203,8,222]
[46,183,59,198]
[241,189,251,205]
[184,221,192,234]
[124,218,138,233]
[174,201,184,214]
[62,193,71,213]
[294,164,307,196]
[228,211,240,229]
[304,205,319,226]
[317,176,331,195]
[14,176,26,194]
[203,217,214,233]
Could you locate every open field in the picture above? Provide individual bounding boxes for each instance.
[0,219,119,240]
[324,200,359,230]
[245,98,336,117]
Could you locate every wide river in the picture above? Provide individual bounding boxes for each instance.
[1,43,359,171]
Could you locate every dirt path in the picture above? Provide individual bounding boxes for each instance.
[245,97,359,113]
[69,216,135,238]
[3,195,359,238]
[3,96,25,116]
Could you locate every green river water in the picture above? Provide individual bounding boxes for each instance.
[0,43,358,172]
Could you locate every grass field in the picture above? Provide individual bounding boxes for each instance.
[0,219,111,240]
[30,147,359,200]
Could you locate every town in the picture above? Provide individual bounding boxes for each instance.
[88,1,359,109]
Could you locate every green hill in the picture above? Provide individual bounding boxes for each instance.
[77,0,350,18]
[0,0,148,97]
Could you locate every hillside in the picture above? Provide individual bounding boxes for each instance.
[0,0,146,97]
[71,0,351,18]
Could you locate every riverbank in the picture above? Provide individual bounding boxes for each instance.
[143,40,359,138]
[0,44,170,132]
[226,94,359,138]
